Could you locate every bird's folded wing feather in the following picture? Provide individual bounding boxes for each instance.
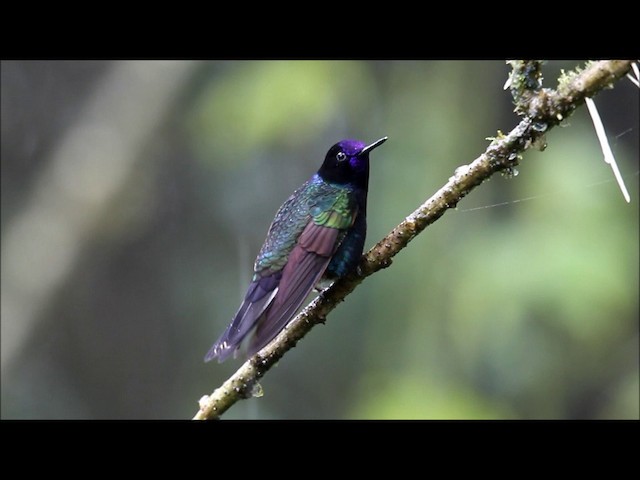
[248,206,357,357]
[205,188,357,363]
[204,272,281,362]
[247,223,336,356]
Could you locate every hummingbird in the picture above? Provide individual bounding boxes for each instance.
[205,137,388,363]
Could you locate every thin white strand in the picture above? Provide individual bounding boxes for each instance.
[584,97,631,203]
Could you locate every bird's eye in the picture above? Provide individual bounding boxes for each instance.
[336,151,347,162]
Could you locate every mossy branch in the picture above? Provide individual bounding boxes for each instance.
[193,60,634,420]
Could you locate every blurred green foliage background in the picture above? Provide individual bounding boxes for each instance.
[1,60,638,419]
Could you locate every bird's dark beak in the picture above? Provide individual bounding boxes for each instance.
[360,136,388,156]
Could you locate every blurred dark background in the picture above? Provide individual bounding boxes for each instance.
[1,60,638,419]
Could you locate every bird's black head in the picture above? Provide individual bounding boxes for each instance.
[317,137,387,188]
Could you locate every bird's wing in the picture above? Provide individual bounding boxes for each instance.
[204,271,282,362]
[247,204,357,358]
[204,188,313,363]
[204,185,356,363]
